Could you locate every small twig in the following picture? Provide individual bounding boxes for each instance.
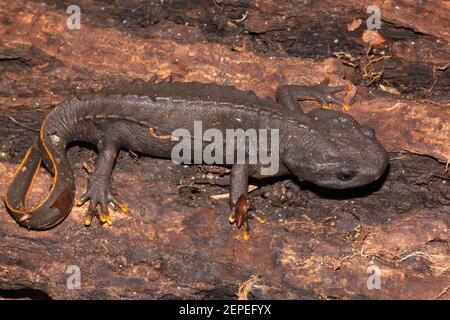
[210,185,258,200]
[236,274,261,300]
[425,63,449,95]
[82,161,95,174]
[416,98,450,108]
[434,285,449,300]
[233,10,248,23]
[8,116,39,132]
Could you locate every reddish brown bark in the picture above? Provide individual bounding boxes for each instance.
[0,0,448,300]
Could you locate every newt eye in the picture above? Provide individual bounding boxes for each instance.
[336,168,356,181]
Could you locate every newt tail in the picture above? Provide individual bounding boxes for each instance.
[4,112,75,230]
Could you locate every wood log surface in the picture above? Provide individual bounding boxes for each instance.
[0,0,448,299]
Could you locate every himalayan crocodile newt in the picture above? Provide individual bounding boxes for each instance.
[4,78,388,239]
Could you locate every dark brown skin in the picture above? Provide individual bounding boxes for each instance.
[4,78,388,238]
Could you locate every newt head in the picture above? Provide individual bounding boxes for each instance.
[283,108,388,189]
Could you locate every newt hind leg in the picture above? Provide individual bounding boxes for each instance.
[76,142,127,226]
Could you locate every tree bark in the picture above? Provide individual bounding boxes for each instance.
[0,0,448,300]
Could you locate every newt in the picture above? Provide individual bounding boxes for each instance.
[4,78,388,238]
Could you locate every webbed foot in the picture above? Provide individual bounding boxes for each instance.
[315,78,352,111]
[229,195,265,241]
[76,183,127,227]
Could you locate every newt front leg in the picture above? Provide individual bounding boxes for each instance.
[276,78,351,113]
[228,163,251,240]
[77,142,126,226]
[228,164,265,240]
